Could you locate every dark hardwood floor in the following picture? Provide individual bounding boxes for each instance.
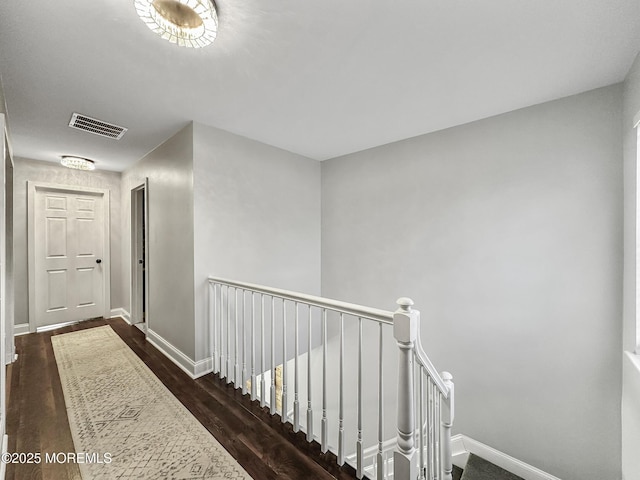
[6,318,359,480]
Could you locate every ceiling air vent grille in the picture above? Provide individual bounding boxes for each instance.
[68,113,127,140]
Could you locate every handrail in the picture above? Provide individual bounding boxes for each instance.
[208,276,455,480]
[208,276,394,324]
[413,313,451,397]
[414,343,450,399]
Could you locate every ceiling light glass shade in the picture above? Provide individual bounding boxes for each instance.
[134,0,218,48]
[61,156,96,171]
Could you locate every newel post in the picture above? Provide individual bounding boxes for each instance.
[393,297,418,480]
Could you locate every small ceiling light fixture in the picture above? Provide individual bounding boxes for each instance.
[61,156,96,171]
[134,0,218,48]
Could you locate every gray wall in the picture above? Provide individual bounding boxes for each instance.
[623,52,640,354]
[121,124,196,359]
[192,122,321,362]
[321,85,623,480]
[13,157,122,327]
[622,51,640,480]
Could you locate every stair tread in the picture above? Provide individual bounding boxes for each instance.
[460,453,525,480]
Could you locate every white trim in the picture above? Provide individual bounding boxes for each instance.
[13,324,29,336]
[2,110,14,164]
[130,180,149,328]
[194,357,214,378]
[36,319,80,333]
[146,329,212,379]
[0,114,6,445]
[0,434,7,480]
[110,308,131,324]
[625,349,640,372]
[636,126,640,354]
[451,434,470,468]
[451,434,562,480]
[27,182,111,332]
[134,322,147,334]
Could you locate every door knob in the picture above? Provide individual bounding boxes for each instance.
[96,259,102,264]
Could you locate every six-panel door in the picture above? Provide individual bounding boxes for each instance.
[34,189,105,329]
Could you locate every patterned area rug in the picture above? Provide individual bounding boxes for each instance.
[51,325,252,479]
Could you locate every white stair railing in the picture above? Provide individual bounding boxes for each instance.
[207,277,454,480]
[393,298,454,480]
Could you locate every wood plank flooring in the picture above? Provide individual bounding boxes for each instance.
[5,318,358,480]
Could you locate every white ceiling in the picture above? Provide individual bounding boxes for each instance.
[0,0,639,172]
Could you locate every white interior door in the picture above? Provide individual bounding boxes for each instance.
[28,183,110,330]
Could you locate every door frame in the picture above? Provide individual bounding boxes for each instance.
[1,114,7,446]
[130,179,149,329]
[27,181,111,333]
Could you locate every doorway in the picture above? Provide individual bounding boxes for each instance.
[131,181,148,332]
[27,182,111,332]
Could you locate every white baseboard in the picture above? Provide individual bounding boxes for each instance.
[452,434,561,480]
[110,308,131,324]
[13,324,29,336]
[194,357,214,378]
[146,329,212,380]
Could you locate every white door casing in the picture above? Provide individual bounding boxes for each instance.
[0,114,7,444]
[28,182,111,332]
[131,179,148,327]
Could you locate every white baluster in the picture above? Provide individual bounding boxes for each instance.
[440,372,454,480]
[393,297,418,480]
[429,379,435,480]
[282,299,288,422]
[356,317,363,479]
[435,390,441,480]
[307,305,313,442]
[415,360,421,448]
[384,449,389,480]
[251,292,256,401]
[242,290,247,395]
[271,296,276,415]
[234,288,239,386]
[338,312,345,465]
[222,286,226,379]
[377,322,384,480]
[261,294,266,407]
[419,370,425,480]
[218,285,225,378]
[221,286,226,380]
[321,308,328,453]
[217,284,222,375]
[294,302,300,432]
[210,282,216,375]
[226,286,231,384]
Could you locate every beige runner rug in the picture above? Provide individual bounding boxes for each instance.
[51,325,252,479]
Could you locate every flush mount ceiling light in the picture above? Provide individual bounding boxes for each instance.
[61,156,96,171]
[134,0,218,48]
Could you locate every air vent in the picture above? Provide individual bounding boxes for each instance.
[68,113,127,140]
